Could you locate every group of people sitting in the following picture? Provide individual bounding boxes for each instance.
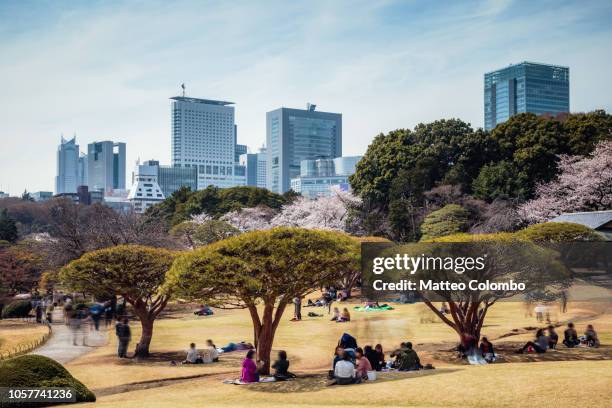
[329,333,427,385]
[240,350,296,383]
[194,304,214,316]
[518,322,600,354]
[331,307,351,322]
[181,340,219,364]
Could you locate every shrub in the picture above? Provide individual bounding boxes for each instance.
[0,354,95,406]
[420,204,471,241]
[1,300,32,318]
[515,222,604,242]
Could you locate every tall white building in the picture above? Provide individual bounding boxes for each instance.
[55,136,80,194]
[170,96,238,190]
[127,161,165,213]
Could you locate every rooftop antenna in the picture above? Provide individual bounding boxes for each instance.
[181,83,186,97]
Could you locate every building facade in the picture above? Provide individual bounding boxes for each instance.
[239,146,267,189]
[266,104,342,193]
[87,141,126,194]
[484,61,569,130]
[127,161,165,213]
[158,164,198,197]
[32,191,53,202]
[170,96,240,190]
[291,156,361,198]
[55,136,80,194]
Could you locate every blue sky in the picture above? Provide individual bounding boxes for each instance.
[1,0,611,194]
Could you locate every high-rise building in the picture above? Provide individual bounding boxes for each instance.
[170,96,238,189]
[239,146,267,189]
[235,143,247,163]
[484,61,569,130]
[77,153,88,187]
[87,141,126,194]
[55,136,80,194]
[266,104,342,193]
[291,155,361,199]
[127,161,165,213]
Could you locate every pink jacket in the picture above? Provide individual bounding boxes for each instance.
[241,358,258,383]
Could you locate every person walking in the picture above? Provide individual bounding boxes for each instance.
[291,297,302,321]
[115,318,131,358]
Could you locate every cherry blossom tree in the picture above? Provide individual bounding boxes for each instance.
[220,205,276,232]
[270,189,361,231]
[520,140,612,223]
[221,189,362,233]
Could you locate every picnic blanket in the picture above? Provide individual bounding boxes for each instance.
[223,377,277,385]
[353,304,394,312]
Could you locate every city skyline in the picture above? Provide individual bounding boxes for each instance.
[1,0,612,194]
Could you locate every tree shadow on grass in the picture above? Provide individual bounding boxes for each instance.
[244,368,461,394]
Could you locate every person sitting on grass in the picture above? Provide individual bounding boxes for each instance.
[563,322,580,348]
[375,344,386,369]
[547,325,559,349]
[194,304,213,316]
[585,324,600,348]
[331,307,340,321]
[183,343,203,364]
[241,350,258,383]
[272,350,296,381]
[391,342,421,371]
[364,345,381,371]
[355,347,372,380]
[479,337,495,362]
[337,308,351,322]
[332,346,345,369]
[457,333,477,358]
[333,351,356,385]
[203,339,219,363]
[518,329,548,353]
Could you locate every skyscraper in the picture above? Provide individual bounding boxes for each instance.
[484,61,569,130]
[170,96,237,189]
[55,136,80,194]
[266,104,342,193]
[87,141,126,194]
[240,146,267,189]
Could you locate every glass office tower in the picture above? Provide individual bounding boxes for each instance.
[266,104,342,193]
[484,62,569,130]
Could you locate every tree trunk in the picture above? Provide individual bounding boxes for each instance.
[424,300,488,343]
[247,301,288,375]
[133,311,155,358]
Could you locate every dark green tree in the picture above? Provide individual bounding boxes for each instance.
[0,209,18,243]
[471,160,525,202]
[420,204,471,241]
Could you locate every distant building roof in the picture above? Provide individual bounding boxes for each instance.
[170,96,234,106]
[550,210,612,230]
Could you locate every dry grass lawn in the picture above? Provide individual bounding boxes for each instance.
[0,320,49,356]
[57,297,612,407]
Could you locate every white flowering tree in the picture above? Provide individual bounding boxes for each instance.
[221,189,361,233]
[520,140,612,223]
[271,189,361,231]
[220,205,276,232]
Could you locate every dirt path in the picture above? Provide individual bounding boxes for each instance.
[30,309,108,364]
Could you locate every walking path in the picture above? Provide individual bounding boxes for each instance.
[30,309,108,364]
